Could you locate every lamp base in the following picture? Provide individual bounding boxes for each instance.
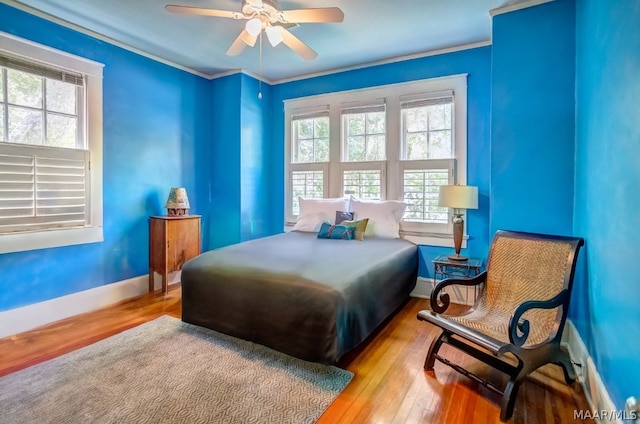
[448,254,469,261]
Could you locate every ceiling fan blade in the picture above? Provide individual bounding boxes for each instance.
[165,5,243,19]
[279,7,344,23]
[277,27,318,61]
[226,29,257,56]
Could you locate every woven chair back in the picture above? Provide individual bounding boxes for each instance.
[474,235,573,346]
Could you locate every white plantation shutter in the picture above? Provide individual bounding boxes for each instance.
[291,169,324,215]
[0,143,89,234]
[400,159,455,233]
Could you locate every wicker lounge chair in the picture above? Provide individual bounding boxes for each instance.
[417,230,584,421]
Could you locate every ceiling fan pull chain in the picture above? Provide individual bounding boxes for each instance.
[258,32,263,100]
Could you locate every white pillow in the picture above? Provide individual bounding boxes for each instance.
[292,197,350,232]
[350,197,407,238]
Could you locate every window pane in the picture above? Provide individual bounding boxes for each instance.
[0,107,4,142]
[46,79,76,114]
[428,104,452,130]
[367,135,385,161]
[343,110,386,162]
[7,69,42,108]
[47,114,77,148]
[406,133,427,160]
[403,169,449,223]
[429,130,452,158]
[315,137,329,162]
[406,107,428,131]
[343,170,381,199]
[403,101,453,160]
[347,136,365,161]
[347,113,365,135]
[292,170,323,215]
[8,106,43,145]
[292,116,329,163]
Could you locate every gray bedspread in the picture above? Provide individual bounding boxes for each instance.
[181,231,418,364]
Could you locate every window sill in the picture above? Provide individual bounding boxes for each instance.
[0,226,104,254]
[400,231,468,248]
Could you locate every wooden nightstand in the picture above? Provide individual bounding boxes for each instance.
[149,215,201,293]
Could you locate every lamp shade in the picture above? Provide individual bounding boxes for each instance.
[165,187,190,216]
[438,185,478,209]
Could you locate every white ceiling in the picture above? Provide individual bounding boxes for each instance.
[6,0,518,82]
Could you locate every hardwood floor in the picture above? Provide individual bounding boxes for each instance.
[0,286,593,424]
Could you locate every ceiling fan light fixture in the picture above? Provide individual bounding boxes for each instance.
[245,18,263,37]
[265,26,283,47]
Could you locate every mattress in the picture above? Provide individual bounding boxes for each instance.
[181,231,418,364]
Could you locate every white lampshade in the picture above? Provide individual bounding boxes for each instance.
[265,26,283,47]
[245,18,262,37]
[438,185,478,209]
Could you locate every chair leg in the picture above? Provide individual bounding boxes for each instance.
[424,331,446,371]
[554,351,576,385]
[500,371,526,422]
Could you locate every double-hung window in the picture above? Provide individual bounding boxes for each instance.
[400,94,456,234]
[285,74,467,245]
[0,32,104,254]
[341,102,386,200]
[289,109,329,216]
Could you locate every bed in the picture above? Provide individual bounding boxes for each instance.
[181,231,418,364]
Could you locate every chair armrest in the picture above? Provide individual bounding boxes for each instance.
[430,271,487,314]
[508,289,569,347]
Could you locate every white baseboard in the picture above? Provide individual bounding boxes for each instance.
[563,320,621,424]
[410,276,477,306]
[0,271,180,339]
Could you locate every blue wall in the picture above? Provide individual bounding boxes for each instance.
[271,47,493,277]
[209,73,273,248]
[574,0,640,409]
[490,0,576,237]
[0,3,212,311]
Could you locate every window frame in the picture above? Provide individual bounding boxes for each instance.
[284,74,468,246]
[0,31,104,254]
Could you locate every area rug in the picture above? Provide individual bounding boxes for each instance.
[0,315,353,424]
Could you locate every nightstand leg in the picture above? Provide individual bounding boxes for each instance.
[162,271,168,294]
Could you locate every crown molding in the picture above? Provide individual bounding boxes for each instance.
[269,40,492,85]
[1,0,211,79]
[490,0,554,17]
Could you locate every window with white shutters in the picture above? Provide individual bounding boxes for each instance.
[0,32,103,253]
[284,74,468,245]
[400,95,456,233]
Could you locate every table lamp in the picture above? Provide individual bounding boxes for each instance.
[165,187,190,216]
[438,185,478,261]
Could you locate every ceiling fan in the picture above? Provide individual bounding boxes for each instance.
[165,0,344,60]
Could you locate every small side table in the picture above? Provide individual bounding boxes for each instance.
[149,215,201,293]
[432,254,484,303]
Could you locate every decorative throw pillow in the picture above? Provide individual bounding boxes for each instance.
[340,218,369,241]
[335,210,354,224]
[317,222,356,240]
[350,197,406,238]
[292,197,350,232]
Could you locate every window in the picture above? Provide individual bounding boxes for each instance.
[0,33,103,254]
[285,75,468,245]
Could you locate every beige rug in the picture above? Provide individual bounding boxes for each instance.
[0,315,353,423]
